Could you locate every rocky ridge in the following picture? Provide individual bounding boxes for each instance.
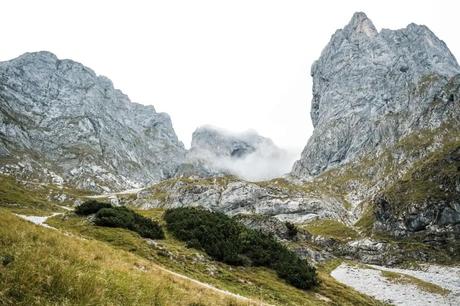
[292,12,460,178]
[0,51,186,192]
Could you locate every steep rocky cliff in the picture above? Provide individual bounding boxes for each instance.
[289,13,460,255]
[292,12,460,178]
[0,51,186,192]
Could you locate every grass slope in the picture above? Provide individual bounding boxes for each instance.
[0,210,254,306]
[47,209,382,306]
[0,176,382,305]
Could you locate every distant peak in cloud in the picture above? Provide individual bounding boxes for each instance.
[187,125,296,181]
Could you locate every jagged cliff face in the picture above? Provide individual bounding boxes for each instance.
[0,51,186,192]
[292,12,460,178]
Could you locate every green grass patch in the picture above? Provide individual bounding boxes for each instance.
[302,219,359,242]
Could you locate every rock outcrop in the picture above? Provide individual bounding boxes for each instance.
[292,12,460,178]
[0,51,186,192]
[373,143,460,250]
[130,177,349,224]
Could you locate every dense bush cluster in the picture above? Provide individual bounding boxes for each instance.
[95,207,165,239]
[75,200,112,216]
[164,207,317,289]
[75,200,164,239]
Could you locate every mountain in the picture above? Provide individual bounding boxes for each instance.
[180,125,293,181]
[288,12,460,253]
[0,51,186,192]
[292,12,460,178]
[190,125,277,158]
[132,12,460,264]
[1,12,459,306]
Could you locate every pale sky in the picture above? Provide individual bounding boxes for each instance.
[1,0,459,156]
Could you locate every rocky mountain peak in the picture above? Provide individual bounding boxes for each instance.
[292,12,460,178]
[0,51,186,192]
[342,12,377,39]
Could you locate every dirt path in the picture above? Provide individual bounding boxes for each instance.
[84,188,144,199]
[153,263,269,305]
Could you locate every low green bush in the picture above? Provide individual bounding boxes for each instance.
[132,213,165,239]
[164,207,317,289]
[75,200,112,216]
[95,207,134,228]
[95,207,164,239]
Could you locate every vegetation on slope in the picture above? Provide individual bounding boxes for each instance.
[48,209,382,305]
[302,219,359,242]
[0,177,382,305]
[75,199,112,215]
[164,207,317,290]
[0,210,247,306]
[380,142,459,215]
[75,200,164,239]
[0,174,91,215]
[380,270,450,296]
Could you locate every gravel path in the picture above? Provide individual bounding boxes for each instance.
[15,213,61,229]
[331,263,460,306]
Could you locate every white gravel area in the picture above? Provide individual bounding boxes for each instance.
[15,213,61,229]
[331,263,460,306]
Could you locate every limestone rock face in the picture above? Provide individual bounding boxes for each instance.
[292,12,460,178]
[132,177,349,224]
[0,51,186,192]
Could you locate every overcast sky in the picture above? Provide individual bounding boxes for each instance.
[1,0,459,155]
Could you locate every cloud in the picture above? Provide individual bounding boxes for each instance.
[188,126,297,181]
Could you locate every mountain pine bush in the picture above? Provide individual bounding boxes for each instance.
[75,200,113,216]
[74,201,164,239]
[164,207,317,289]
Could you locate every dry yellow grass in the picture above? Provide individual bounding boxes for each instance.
[0,209,260,306]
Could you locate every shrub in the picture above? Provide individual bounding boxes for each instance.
[285,222,298,239]
[94,207,135,228]
[275,254,318,289]
[164,207,317,289]
[75,200,112,216]
[132,214,165,239]
[94,207,164,239]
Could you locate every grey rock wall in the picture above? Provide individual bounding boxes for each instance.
[0,51,186,191]
[292,12,460,178]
